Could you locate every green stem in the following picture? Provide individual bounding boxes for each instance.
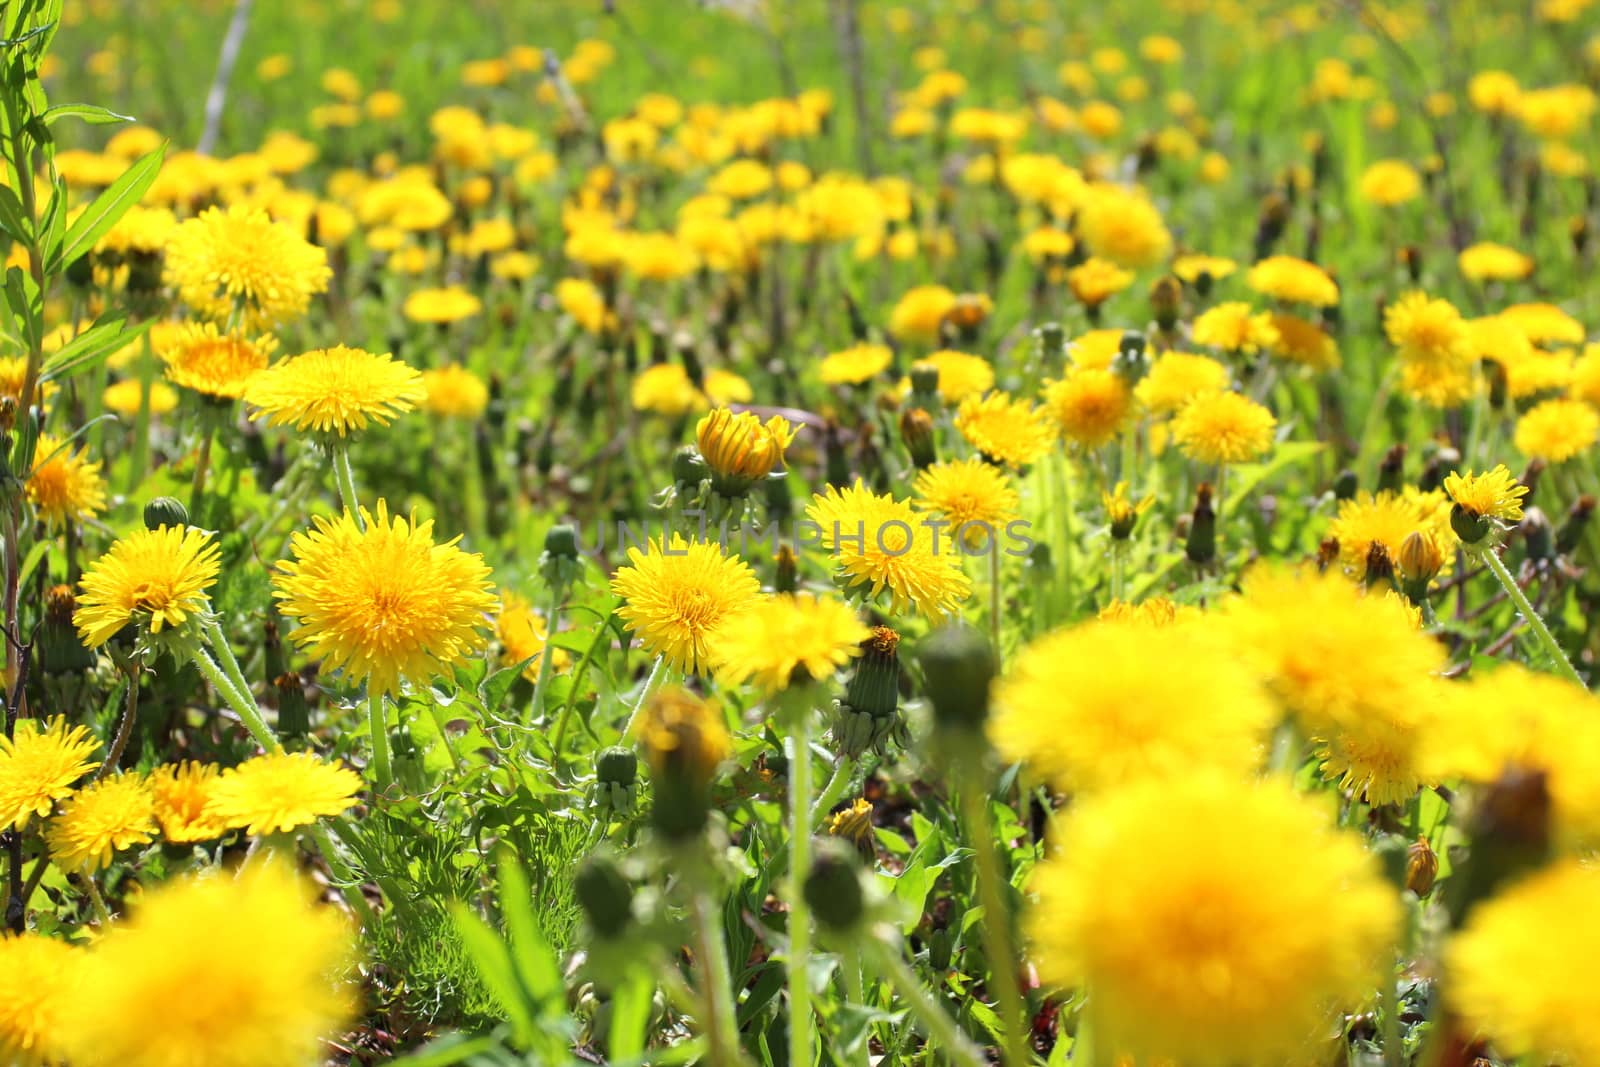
[368,690,393,795]
[691,882,745,1067]
[842,943,872,1067]
[1109,543,1125,604]
[787,700,815,1067]
[189,423,216,516]
[988,542,1003,668]
[619,655,667,740]
[190,644,277,752]
[527,590,564,727]
[331,443,365,526]
[81,876,111,924]
[958,773,1030,1067]
[204,620,256,715]
[93,669,140,782]
[809,756,857,831]
[1380,951,1402,1067]
[860,937,986,1067]
[1474,544,1585,687]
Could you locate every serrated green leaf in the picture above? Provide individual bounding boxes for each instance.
[50,144,164,272]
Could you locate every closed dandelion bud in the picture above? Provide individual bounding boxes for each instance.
[1406,835,1438,897]
[144,496,189,531]
[824,423,852,489]
[805,837,866,933]
[747,535,787,592]
[697,409,797,498]
[539,523,584,589]
[947,292,991,340]
[1571,214,1589,256]
[1521,506,1553,562]
[1364,541,1396,588]
[39,584,94,675]
[928,926,955,972]
[837,627,906,758]
[1377,444,1407,494]
[597,745,638,790]
[1333,469,1359,500]
[1398,245,1422,284]
[909,364,941,409]
[672,444,709,489]
[1149,276,1182,332]
[636,687,730,841]
[274,670,311,738]
[1450,502,1491,545]
[575,854,634,940]
[1253,193,1290,257]
[1185,483,1216,565]
[1518,459,1545,503]
[1556,494,1595,555]
[917,623,996,735]
[1397,532,1444,604]
[1113,330,1149,385]
[900,407,937,469]
[826,797,877,862]
[1418,445,1460,493]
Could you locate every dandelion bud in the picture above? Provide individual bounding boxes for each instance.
[1398,245,1423,284]
[1113,330,1149,385]
[1556,494,1595,556]
[39,584,94,675]
[1329,469,1357,500]
[824,423,852,489]
[696,409,797,497]
[835,626,906,759]
[575,854,634,940]
[1185,483,1216,565]
[773,544,798,594]
[1450,502,1492,545]
[144,496,189,531]
[1253,192,1291,258]
[672,444,709,489]
[1521,506,1553,563]
[1406,836,1438,897]
[1149,276,1182,332]
[917,623,996,735]
[635,687,730,841]
[899,407,937,469]
[539,523,584,589]
[1377,444,1407,494]
[946,292,992,341]
[1397,532,1443,604]
[591,745,639,816]
[805,837,866,933]
[908,364,941,408]
[1518,459,1545,503]
[1571,214,1589,257]
[1364,541,1396,588]
[1034,322,1067,370]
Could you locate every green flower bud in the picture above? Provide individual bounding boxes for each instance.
[917,623,996,735]
[597,746,638,789]
[805,837,866,933]
[1185,483,1216,566]
[144,496,189,531]
[575,854,634,940]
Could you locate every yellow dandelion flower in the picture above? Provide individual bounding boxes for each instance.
[634,686,730,789]
[1444,465,1529,522]
[631,363,704,417]
[887,284,958,344]
[953,391,1055,468]
[1026,773,1397,1067]
[273,502,496,696]
[163,205,331,330]
[1068,329,1125,369]
[1042,367,1133,449]
[25,432,107,529]
[1326,489,1455,580]
[806,480,972,618]
[207,752,363,836]
[819,342,892,386]
[0,933,76,1066]
[704,368,751,407]
[1067,256,1134,307]
[1247,254,1339,306]
[159,322,275,400]
[1076,182,1172,268]
[1100,480,1154,539]
[420,363,490,419]
[45,773,156,872]
[1134,351,1229,416]
[1515,397,1599,462]
[556,278,614,335]
[497,591,570,682]
[1192,301,1280,355]
[402,286,483,324]
[61,860,357,1067]
[1267,312,1341,371]
[1459,241,1534,282]
[75,526,222,648]
[1358,158,1422,206]
[1096,596,1181,625]
[1499,301,1585,346]
[103,379,178,417]
[825,796,875,855]
[696,408,797,495]
[1170,389,1275,465]
[1386,291,1470,361]
[0,717,100,831]
[992,618,1275,794]
[913,458,1020,547]
[245,345,425,437]
[1448,860,1600,1065]
[148,761,226,844]
[710,592,870,694]
[1171,252,1237,285]
[904,349,995,404]
[610,536,762,674]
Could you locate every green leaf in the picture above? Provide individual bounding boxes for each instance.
[0,185,27,243]
[495,849,562,1006]
[41,103,133,126]
[50,144,164,273]
[606,972,653,1064]
[41,313,148,382]
[449,902,538,1045]
[385,1032,502,1067]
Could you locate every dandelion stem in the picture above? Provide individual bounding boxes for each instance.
[190,644,276,752]
[810,756,856,831]
[957,774,1030,1067]
[787,700,816,1067]
[1472,544,1585,688]
[988,543,1004,668]
[860,936,986,1067]
[527,591,563,727]
[94,668,141,782]
[368,690,393,795]
[331,443,364,526]
[619,655,667,740]
[691,880,745,1067]
[1109,543,1125,603]
[204,620,257,719]
[189,423,216,517]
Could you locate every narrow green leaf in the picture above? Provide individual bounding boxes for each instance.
[385,1032,501,1067]
[50,144,164,272]
[449,902,537,1044]
[0,185,27,243]
[41,103,132,126]
[606,972,653,1064]
[495,849,561,1006]
[42,313,149,382]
